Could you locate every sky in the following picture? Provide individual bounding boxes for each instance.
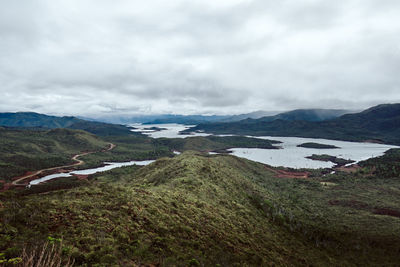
[0,0,400,116]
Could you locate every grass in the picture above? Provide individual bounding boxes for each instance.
[0,128,109,183]
[1,150,400,266]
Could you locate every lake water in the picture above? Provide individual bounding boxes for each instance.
[228,136,397,169]
[31,124,398,185]
[29,160,155,185]
[130,123,210,138]
[131,124,398,169]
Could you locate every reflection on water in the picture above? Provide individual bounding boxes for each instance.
[131,124,398,169]
[29,160,155,185]
[130,123,210,138]
[227,136,398,169]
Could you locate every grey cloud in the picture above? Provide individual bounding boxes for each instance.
[0,0,399,116]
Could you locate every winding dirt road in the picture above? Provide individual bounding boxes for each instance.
[11,143,116,186]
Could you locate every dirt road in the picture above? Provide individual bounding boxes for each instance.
[11,143,116,186]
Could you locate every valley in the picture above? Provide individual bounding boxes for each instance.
[0,105,399,266]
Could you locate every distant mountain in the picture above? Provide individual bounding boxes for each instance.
[88,109,349,125]
[183,104,400,145]
[220,110,280,122]
[142,114,230,125]
[0,112,80,128]
[0,112,135,136]
[257,109,351,122]
[85,114,231,125]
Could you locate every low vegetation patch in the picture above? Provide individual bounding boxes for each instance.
[306,154,355,167]
[297,142,339,149]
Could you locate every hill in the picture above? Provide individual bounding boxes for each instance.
[184,104,400,145]
[219,110,279,122]
[1,151,399,265]
[0,112,134,136]
[0,128,109,182]
[257,108,351,122]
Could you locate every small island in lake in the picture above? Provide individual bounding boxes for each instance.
[298,142,340,149]
[306,154,355,167]
[143,126,167,131]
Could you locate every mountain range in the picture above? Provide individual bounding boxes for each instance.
[185,104,400,145]
[0,112,134,136]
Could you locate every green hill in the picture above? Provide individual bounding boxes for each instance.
[0,128,109,182]
[0,112,134,136]
[1,151,399,265]
[185,104,400,145]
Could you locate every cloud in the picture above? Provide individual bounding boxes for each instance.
[0,0,399,116]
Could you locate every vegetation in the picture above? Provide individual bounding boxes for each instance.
[143,127,167,131]
[184,103,400,145]
[154,135,280,153]
[0,112,135,136]
[298,142,339,149]
[306,154,355,167]
[0,126,281,187]
[359,148,400,178]
[0,128,108,183]
[1,150,400,266]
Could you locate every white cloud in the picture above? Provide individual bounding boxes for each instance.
[0,0,399,116]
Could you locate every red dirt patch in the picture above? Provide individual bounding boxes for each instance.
[329,199,369,210]
[373,208,400,218]
[264,166,310,179]
[73,174,89,180]
[335,164,361,173]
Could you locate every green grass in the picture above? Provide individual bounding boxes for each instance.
[1,151,400,266]
[0,128,109,183]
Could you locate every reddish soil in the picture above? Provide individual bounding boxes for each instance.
[74,174,89,180]
[329,199,369,210]
[6,143,116,189]
[264,166,310,179]
[335,164,361,173]
[373,208,400,218]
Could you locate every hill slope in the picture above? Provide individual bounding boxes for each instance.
[1,151,399,265]
[258,108,351,122]
[0,112,134,136]
[185,104,400,145]
[0,128,109,182]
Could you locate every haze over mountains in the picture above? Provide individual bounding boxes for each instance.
[1,104,398,145]
[0,108,353,129]
[186,103,400,145]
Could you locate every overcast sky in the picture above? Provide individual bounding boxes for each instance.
[1,0,399,116]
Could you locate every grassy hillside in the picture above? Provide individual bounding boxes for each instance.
[1,151,399,266]
[0,128,282,185]
[0,112,134,136]
[185,104,400,145]
[0,128,109,183]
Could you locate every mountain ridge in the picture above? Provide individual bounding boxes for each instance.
[0,112,135,136]
[184,103,400,145]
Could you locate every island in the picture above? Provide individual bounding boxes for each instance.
[306,154,355,167]
[297,142,340,149]
[143,126,167,131]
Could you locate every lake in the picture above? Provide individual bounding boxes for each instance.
[227,136,397,169]
[29,159,155,185]
[130,123,211,138]
[131,124,398,169]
